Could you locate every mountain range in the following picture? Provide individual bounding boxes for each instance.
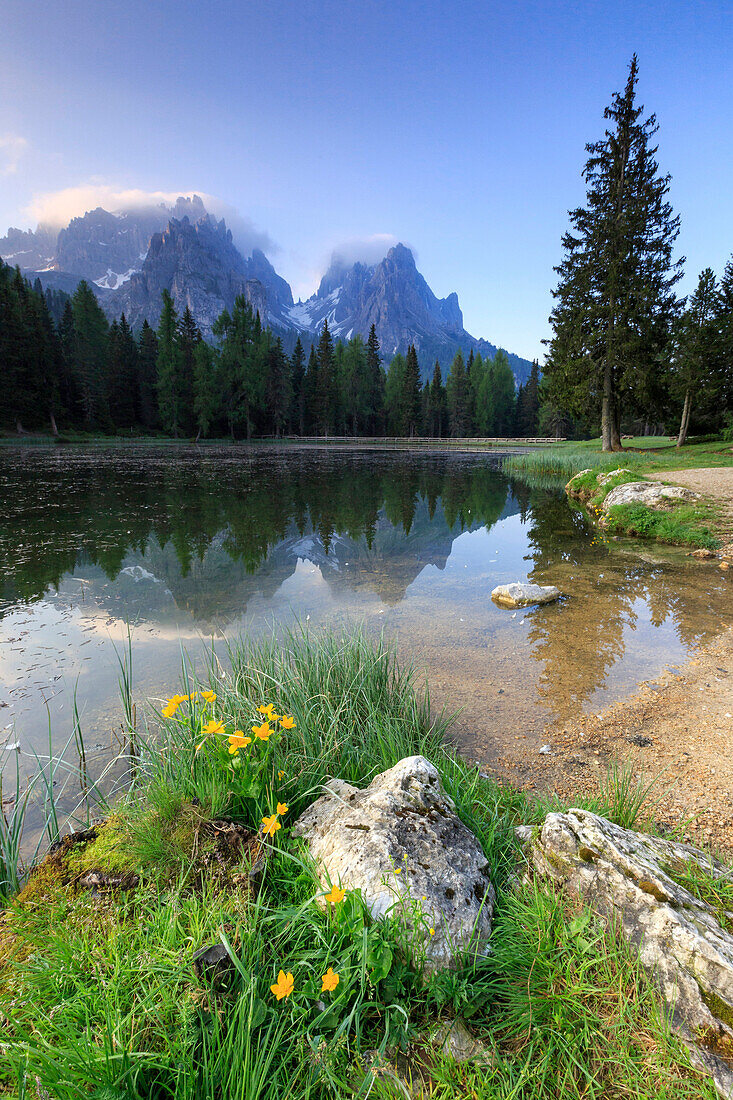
[0,195,532,382]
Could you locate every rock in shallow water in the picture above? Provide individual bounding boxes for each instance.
[292,756,494,975]
[491,582,561,609]
[518,808,733,1098]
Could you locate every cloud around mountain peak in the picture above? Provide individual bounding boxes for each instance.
[326,233,416,271]
[22,184,276,258]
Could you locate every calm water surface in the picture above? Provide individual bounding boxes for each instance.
[1,444,731,797]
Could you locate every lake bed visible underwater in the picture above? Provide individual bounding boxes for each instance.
[1,444,731,831]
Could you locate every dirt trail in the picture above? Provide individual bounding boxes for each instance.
[497,465,733,856]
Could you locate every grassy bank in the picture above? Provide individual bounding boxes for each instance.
[502,436,733,480]
[0,631,718,1099]
[503,440,730,550]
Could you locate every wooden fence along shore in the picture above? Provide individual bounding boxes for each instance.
[279,436,566,446]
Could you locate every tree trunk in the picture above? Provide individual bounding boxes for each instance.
[49,412,59,437]
[611,402,623,451]
[601,361,615,452]
[676,388,692,447]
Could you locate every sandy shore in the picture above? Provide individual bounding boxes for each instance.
[498,465,733,855]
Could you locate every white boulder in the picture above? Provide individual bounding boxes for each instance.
[602,481,698,512]
[292,756,494,975]
[491,582,561,609]
[518,808,733,1097]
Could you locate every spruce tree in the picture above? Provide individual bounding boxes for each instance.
[428,361,447,437]
[402,345,422,436]
[137,321,159,430]
[193,340,219,438]
[156,291,182,436]
[544,55,682,451]
[365,324,384,434]
[315,320,335,435]
[304,345,319,433]
[446,351,470,436]
[71,280,111,428]
[672,268,721,446]
[176,306,201,436]
[290,336,306,434]
[265,336,292,436]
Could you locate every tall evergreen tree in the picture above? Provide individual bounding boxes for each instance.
[290,335,306,435]
[672,268,721,447]
[304,345,319,433]
[193,340,219,438]
[71,280,110,428]
[176,306,201,437]
[446,351,471,436]
[108,313,139,429]
[401,345,422,436]
[137,321,159,430]
[365,324,384,433]
[156,291,182,436]
[314,320,335,435]
[544,55,682,451]
[427,361,447,437]
[212,295,261,440]
[265,336,292,436]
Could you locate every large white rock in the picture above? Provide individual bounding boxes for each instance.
[491,582,561,609]
[602,481,699,512]
[518,808,733,1097]
[292,756,494,975]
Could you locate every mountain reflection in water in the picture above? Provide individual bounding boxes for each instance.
[0,445,730,767]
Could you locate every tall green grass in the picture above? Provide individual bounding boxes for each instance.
[0,629,717,1100]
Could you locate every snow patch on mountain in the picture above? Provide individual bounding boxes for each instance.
[94,267,139,290]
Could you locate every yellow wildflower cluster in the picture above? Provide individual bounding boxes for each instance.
[261,802,289,838]
[269,966,340,1001]
[162,690,217,718]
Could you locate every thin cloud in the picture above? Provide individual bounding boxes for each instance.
[328,233,413,268]
[22,184,276,255]
[0,134,28,176]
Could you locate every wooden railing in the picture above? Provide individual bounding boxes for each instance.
[279,436,565,446]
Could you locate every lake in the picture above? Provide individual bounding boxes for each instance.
[1,443,730,826]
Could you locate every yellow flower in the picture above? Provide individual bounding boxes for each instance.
[276,802,289,816]
[258,703,277,718]
[228,731,252,754]
[162,694,185,718]
[429,928,435,936]
[279,715,296,730]
[200,690,217,704]
[270,970,294,1000]
[324,885,346,904]
[321,967,340,993]
[277,770,285,781]
[394,867,401,874]
[262,814,281,838]
[252,721,272,741]
[202,719,225,737]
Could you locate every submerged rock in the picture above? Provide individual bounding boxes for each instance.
[518,808,733,1097]
[292,756,494,975]
[602,481,699,512]
[491,582,561,609]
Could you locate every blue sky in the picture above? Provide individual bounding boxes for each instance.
[1,0,732,362]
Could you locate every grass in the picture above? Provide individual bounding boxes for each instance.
[503,435,733,481]
[0,629,719,1099]
[504,444,725,550]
